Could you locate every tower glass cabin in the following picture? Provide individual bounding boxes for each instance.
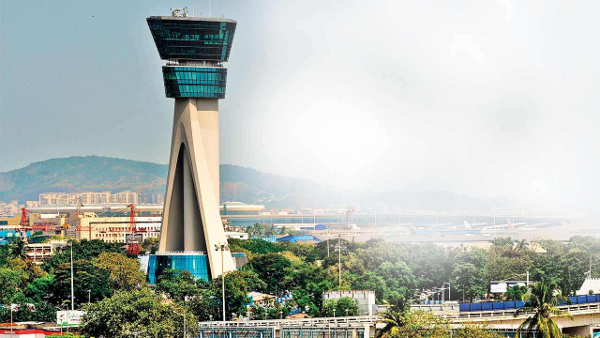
[146,14,238,282]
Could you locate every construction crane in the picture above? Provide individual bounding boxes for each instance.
[126,203,141,255]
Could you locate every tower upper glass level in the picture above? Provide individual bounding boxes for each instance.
[147,16,237,61]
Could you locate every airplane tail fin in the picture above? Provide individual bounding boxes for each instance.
[507,219,515,230]
[463,221,472,229]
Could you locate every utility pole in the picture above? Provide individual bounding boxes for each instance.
[327,231,330,258]
[70,240,75,311]
[338,234,342,288]
[215,243,230,321]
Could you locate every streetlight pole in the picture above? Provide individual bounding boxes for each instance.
[338,235,342,288]
[70,240,75,311]
[215,243,230,321]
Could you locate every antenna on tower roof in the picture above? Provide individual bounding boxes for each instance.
[208,0,212,17]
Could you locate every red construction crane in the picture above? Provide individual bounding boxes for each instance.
[126,204,140,255]
[20,207,33,230]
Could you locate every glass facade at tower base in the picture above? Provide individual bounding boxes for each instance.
[148,253,210,284]
[147,252,248,284]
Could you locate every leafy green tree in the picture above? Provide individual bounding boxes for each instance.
[335,297,359,316]
[95,252,145,291]
[82,288,197,338]
[51,259,112,307]
[382,310,450,338]
[141,237,159,254]
[0,268,27,303]
[320,299,337,317]
[44,239,123,271]
[187,288,220,321]
[229,238,283,254]
[23,275,54,303]
[516,278,572,338]
[250,305,267,320]
[211,270,266,320]
[250,253,292,294]
[350,272,386,303]
[452,324,504,338]
[155,269,200,302]
[452,249,488,301]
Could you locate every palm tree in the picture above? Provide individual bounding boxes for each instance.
[8,239,28,260]
[516,277,572,338]
[514,239,528,251]
[375,310,405,338]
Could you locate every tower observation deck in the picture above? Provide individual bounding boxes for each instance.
[146,13,238,281]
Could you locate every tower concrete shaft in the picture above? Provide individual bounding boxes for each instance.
[147,15,238,280]
[159,98,235,278]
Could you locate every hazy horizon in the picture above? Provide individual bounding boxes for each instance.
[1,1,598,211]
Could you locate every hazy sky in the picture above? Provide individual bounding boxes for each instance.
[0,1,598,210]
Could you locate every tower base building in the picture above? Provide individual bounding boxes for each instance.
[146,11,238,281]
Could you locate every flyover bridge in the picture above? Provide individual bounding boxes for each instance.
[198,316,378,338]
[198,302,600,338]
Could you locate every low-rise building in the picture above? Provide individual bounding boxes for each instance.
[25,240,68,263]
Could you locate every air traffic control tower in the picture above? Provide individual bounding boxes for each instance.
[146,10,237,282]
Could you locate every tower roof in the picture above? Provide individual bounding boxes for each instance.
[147,16,237,61]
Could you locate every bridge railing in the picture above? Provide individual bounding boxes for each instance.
[446,302,600,320]
[198,316,380,328]
[459,293,600,312]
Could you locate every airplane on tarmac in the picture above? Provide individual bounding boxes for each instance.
[481,219,528,232]
[463,221,487,229]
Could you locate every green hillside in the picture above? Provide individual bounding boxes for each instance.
[0,156,320,206]
[0,156,492,210]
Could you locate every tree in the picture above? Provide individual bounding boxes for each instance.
[51,259,112,307]
[375,310,404,338]
[229,238,282,254]
[44,239,123,270]
[0,268,27,303]
[187,288,220,321]
[155,269,200,302]
[23,275,54,303]
[250,305,267,320]
[140,237,159,254]
[320,299,337,317]
[379,310,450,338]
[250,253,292,294]
[336,297,359,316]
[210,270,266,320]
[81,288,197,338]
[516,278,572,338]
[505,285,527,302]
[452,324,503,338]
[95,252,145,291]
[452,249,488,301]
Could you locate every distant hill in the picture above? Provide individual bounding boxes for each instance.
[0,156,493,211]
[0,156,326,207]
